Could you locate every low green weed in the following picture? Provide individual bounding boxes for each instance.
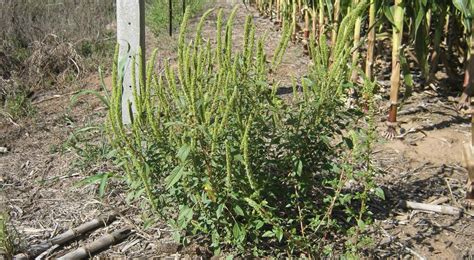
[64,70,117,194]
[64,125,112,170]
[0,212,16,259]
[1,89,35,120]
[107,3,379,257]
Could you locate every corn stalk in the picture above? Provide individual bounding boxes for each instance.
[318,0,325,37]
[292,0,297,40]
[331,0,341,44]
[276,0,281,25]
[387,0,404,132]
[350,0,362,82]
[408,0,430,81]
[454,0,474,107]
[365,0,376,80]
[428,1,448,82]
[304,5,310,39]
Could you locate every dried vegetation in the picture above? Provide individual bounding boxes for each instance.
[0,0,115,120]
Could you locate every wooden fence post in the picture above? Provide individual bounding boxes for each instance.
[116,0,145,124]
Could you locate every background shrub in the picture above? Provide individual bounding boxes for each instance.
[146,0,207,35]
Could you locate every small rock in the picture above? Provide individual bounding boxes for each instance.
[0,147,8,154]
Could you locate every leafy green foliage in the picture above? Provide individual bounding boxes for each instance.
[107,6,378,257]
[454,0,474,32]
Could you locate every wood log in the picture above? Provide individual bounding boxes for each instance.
[14,212,118,259]
[57,228,132,259]
[400,200,462,216]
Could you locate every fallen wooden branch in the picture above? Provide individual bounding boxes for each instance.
[400,200,462,216]
[14,212,118,259]
[57,228,133,259]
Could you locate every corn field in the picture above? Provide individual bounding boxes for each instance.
[251,0,473,133]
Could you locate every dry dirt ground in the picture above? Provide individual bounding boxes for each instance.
[1,0,473,258]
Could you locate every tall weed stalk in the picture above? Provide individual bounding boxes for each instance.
[108,4,378,256]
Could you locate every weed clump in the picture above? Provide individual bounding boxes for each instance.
[108,5,379,257]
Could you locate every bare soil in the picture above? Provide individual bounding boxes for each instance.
[1,0,473,258]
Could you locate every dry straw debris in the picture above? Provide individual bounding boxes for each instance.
[26,34,82,87]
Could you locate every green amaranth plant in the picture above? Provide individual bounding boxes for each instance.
[107,4,379,256]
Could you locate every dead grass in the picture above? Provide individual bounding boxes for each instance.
[0,0,116,121]
[0,0,116,73]
[0,0,115,55]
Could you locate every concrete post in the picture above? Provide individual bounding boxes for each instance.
[117,0,145,124]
